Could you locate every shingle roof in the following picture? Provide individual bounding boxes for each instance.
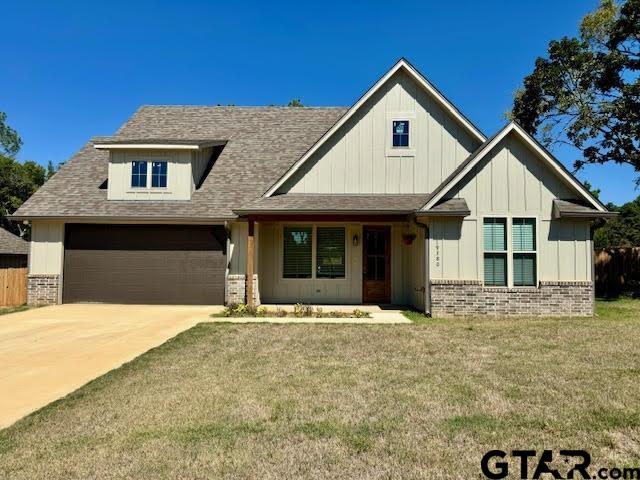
[13,106,347,220]
[235,194,430,215]
[418,198,470,216]
[0,228,29,256]
[553,199,618,219]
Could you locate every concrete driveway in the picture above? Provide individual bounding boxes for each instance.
[0,304,219,428]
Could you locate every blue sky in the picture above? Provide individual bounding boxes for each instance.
[1,0,636,205]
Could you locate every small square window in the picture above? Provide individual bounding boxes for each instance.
[392,120,409,147]
[131,161,147,188]
[151,161,168,188]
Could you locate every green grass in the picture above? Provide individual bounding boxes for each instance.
[1,299,639,479]
[0,305,29,316]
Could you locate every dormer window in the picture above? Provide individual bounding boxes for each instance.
[392,120,409,147]
[151,161,168,188]
[131,161,148,188]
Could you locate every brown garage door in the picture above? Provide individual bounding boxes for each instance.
[63,224,226,305]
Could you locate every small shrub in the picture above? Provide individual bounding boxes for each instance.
[256,306,268,317]
[352,309,370,318]
[275,308,288,317]
[314,307,324,318]
[293,303,313,317]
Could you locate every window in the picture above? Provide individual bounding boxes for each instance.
[131,161,147,188]
[513,218,536,286]
[392,120,409,147]
[484,218,507,286]
[316,227,345,278]
[283,226,312,278]
[151,161,168,188]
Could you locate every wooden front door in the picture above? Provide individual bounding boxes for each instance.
[362,226,391,304]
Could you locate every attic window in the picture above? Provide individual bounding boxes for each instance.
[151,161,168,188]
[131,161,147,188]
[392,120,409,147]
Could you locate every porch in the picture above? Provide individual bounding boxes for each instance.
[227,212,427,311]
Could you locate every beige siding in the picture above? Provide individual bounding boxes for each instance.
[280,70,481,194]
[191,147,212,190]
[255,221,423,307]
[429,133,592,283]
[107,150,193,201]
[29,221,64,275]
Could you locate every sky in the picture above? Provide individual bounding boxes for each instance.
[1,0,636,205]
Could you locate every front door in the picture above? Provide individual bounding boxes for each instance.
[362,226,391,304]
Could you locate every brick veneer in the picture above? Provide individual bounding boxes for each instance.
[430,280,593,317]
[27,274,60,306]
[226,274,260,305]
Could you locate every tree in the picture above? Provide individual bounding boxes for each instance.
[287,99,305,107]
[0,112,47,238]
[511,0,639,181]
[593,195,640,247]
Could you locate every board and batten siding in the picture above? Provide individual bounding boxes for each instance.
[29,221,65,275]
[279,70,481,195]
[429,133,593,283]
[254,221,424,308]
[107,150,193,201]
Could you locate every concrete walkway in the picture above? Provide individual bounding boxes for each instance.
[0,304,216,428]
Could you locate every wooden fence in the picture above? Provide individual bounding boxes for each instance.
[0,255,28,306]
[594,247,640,297]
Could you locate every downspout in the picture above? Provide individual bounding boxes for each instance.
[413,217,431,316]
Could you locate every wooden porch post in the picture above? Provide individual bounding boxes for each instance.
[246,218,255,307]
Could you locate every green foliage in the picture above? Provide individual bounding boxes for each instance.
[593,195,640,247]
[287,99,304,107]
[0,112,50,238]
[511,0,639,180]
[583,180,601,199]
[216,303,371,319]
[293,303,313,317]
[0,112,22,157]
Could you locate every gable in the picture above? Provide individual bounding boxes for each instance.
[277,69,482,195]
[440,130,589,219]
[422,123,605,215]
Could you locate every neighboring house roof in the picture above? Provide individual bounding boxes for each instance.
[12,107,347,220]
[417,198,470,217]
[0,228,29,256]
[420,122,608,213]
[263,58,487,196]
[553,199,618,219]
[234,194,430,215]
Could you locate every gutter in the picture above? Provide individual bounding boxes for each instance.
[9,215,236,224]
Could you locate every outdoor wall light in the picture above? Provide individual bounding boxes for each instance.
[352,234,359,247]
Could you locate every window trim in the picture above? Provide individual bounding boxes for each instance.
[151,161,169,188]
[131,160,148,189]
[316,226,346,279]
[512,217,538,287]
[280,224,349,281]
[129,159,169,190]
[482,215,539,288]
[483,217,508,287]
[282,225,313,279]
[385,111,416,156]
[392,120,410,148]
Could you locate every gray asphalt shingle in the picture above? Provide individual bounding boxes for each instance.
[0,228,29,256]
[235,194,430,214]
[13,106,347,220]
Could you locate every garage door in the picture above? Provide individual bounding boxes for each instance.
[63,224,226,304]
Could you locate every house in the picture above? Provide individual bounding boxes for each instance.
[0,227,29,306]
[11,59,616,316]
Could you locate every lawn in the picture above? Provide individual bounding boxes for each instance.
[1,299,639,479]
